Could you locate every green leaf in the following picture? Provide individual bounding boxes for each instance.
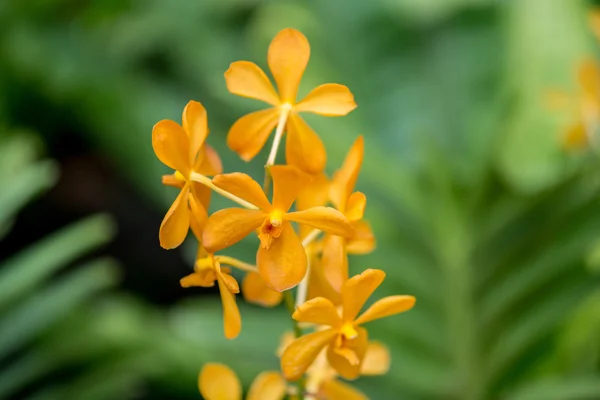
[0,257,119,360]
[504,377,600,400]
[0,214,116,308]
[0,159,58,230]
[496,0,590,193]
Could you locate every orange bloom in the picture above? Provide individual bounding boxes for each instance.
[224,28,357,173]
[279,332,390,400]
[153,101,222,249]
[307,341,390,400]
[202,165,354,292]
[198,363,286,400]
[180,251,241,339]
[322,136,376,292]
[281,269,415,381]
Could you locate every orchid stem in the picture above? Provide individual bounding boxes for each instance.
[190,172,258,210]
[301,229,321,247]
[295,257,311,308]
[263,105,291,192]
[295,229,321,308]
[217,256,258,273]
[283,290,303,338]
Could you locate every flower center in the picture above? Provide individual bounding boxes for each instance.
[281,102,293,112]
[174,170,187,182]
[340,322,358,340]
[258,211,284,249]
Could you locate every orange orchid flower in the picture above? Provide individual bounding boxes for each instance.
[322,136,376,292]
[307,341,390,400]
[279,332,390,400]
[153,100,222,249]
[224,28,357,173]
[281,269,415,381]
[180,250,241,339]
[202,165,354,292]
[199,363,286,400]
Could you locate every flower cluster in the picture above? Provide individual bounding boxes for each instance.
[152,28,415,399]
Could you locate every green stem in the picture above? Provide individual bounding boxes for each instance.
[283,290,306,399]
[283,290,302,338]
[263,105,291,193]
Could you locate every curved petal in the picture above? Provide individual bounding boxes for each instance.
[346,220,376,254]
[199,363,242,400]
[191,181,212,210]
[182,100,208,165]
[217,270,240,294]
[180,270,215,288]
[162,173,185,189]
[296,172,330,211]
[281,328,338,381]
[212,173,271,210]
[159,186,190,249]
[195,145,223,176]
[188,191,208,241]
[361,341,390,376]
[320,379,368,400]
[295,83,357,116]
[345,192,366,222]
[225,61,280,106]
[355,295,416,326]
[247,371,287,400]
[321,234,348,293]
[218,278,242,339]
[327,327,368,380]
[242,271,283,307]
[271,165,312,211]
[257,222,307,291]
[277,331,296,357]
[286,206,353,237]
[268,28,310,103]
[331,136,364,210]
[307,253,342,305]
[203,208,266,253]
[293,297,342,327]
[227,108,279,161]
[286,114,326,174]
[152,119,190,175]
[342,269,385,322]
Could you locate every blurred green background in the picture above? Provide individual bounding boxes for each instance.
[2,0,600,399]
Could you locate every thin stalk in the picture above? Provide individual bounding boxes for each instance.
[283,271,306,399]
[216,256,258,273]
[263,105,292,192]
[295,229,321,308]
[283,290,303,338]
[190,172,258,210]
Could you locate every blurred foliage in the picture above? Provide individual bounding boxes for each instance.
[0,132,287,399]
[2,0,600,399]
